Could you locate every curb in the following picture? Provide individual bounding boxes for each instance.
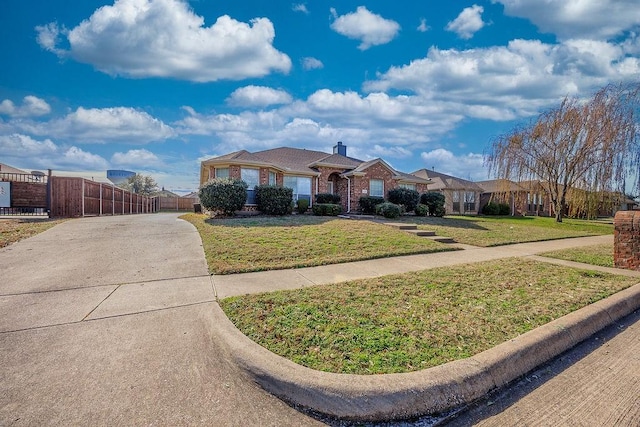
[211,282,640,422]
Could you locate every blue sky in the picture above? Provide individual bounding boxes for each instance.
[1,0,639,194]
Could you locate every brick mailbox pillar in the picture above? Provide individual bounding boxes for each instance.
[614,210,640,270]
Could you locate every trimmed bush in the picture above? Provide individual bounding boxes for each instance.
[420,192,446,217]
[315,193,341,204]
[255,185,293,215]
[359,196,385,214]
[312,203,342,216]
[199,178,247,216]
[296,198,310,214]
[414,203,429,217]
[376,202,402,219]
[482,202,511,216]
[388,188,420,212]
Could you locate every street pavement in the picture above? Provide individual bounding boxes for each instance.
[0,213,638,426]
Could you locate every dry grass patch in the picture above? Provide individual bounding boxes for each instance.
[182,213,456,274]
[221,258,637,375]
[539,244,614,267]
[0,218,67,248]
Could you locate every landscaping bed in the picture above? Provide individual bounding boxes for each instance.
[220,258,637,375]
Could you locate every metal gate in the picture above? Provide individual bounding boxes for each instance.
[0,172,48,216]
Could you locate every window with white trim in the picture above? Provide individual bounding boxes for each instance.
[399,183,416,191]
[284,176,312,204]
[268,171,276,186]
[241,168,259,204]
[369,179,384,198]
[215,167,229,179]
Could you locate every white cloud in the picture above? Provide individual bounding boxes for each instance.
[226,86,293,107]
[446,5,485,39]
[112,149,162,167]
[0,133,109,170]
[9,107,176,144]
[330,6,400,50]
[301,57,324,70]
[364,39,640,120]
[494,0,640,40]
[417,18,430,33]
[420,148,486,180]
[36,0,291,82]
[292,3,309,14]
[0,96,51,117]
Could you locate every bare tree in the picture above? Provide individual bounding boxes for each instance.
[486,83,640,222]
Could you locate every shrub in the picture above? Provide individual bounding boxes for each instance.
[414,203,429,217]
[359,196,385,214]
[376,202,401,219]
[199,178,248,216]
[296,198,310,214]
[420,192,446,217]
[255,185,293,215]
[388,188,420,212]
[482,202,511,216]
[312,203,342,216]
[315,193,341,204]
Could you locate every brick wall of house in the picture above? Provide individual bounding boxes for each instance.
[614,210,640,270]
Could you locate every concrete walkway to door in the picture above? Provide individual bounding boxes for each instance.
[0,213,323,426]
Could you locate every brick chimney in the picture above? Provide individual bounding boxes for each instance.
[333,141,347,156]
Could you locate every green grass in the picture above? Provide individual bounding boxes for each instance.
[220,258,637,375]
[539,244,614,267]
[181,213,456,274]
[0,218,67,248]
[400,215,613,247]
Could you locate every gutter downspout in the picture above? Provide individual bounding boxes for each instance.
[347,176,351,213]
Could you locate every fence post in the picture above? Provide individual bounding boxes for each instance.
[81,179,85,217]
[99,183,103,216]
[47,170,52,218]
[112,184,115,215]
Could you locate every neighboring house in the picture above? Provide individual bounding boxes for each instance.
[200,142,431,213]
[411,169,484,215]
[155,187,180,198]
[476,179,529,216]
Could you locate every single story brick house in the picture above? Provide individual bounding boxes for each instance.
[200,142,431,213]
[411,168,484,215]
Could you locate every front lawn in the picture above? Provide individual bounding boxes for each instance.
[539,244,614,267]
[404,215,613,247]
[220,258,637,374]
[181,213,456,274]
[0,218,67,248]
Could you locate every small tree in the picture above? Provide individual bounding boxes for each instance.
[486,83,640,222]
[199,178,247,216]
[121,174,158,196]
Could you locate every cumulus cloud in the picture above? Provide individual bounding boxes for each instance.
[9,107,176,144]
[446,5,485,39]
[226,86,293,107]
[420,148,486,180]
[364,39,640,120]
[0,133,109,170]
[301,57,324,70]
[494,0,640,40]
[0,96,51,117]
[330,6,400,50]
[35,0,291,82]
[111,149,162,167]
[292,3,309,14]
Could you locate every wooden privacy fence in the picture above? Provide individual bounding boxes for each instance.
[49,176,158,218]
[157,196,199,211]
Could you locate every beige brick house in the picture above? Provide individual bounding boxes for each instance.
[200,142,431,213]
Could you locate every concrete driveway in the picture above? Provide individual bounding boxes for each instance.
[0,214,322,426]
